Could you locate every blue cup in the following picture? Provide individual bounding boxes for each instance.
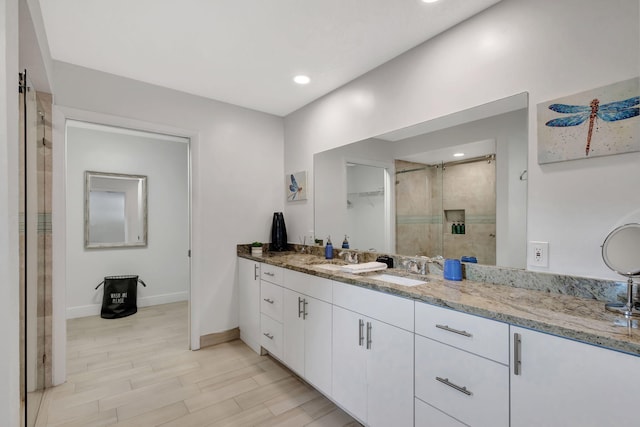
[443,259,462,281]
[461,256,477,263]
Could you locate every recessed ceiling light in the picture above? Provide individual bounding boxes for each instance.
[293,75,310,85]
[421,0,440,3]
[453,152,465,157]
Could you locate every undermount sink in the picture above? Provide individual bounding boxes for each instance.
[312,263,347,272]
[369,273,427,287]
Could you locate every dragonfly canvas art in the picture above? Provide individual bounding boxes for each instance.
[537,77,639,164]
[287,171,307,201]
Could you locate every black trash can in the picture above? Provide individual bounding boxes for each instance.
[95,275,147,319]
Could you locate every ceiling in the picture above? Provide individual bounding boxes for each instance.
[38,0,502,116]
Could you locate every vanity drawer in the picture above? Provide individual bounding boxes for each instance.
[260,281,284,322]
[261,264,284,285]
[415,398,466,427]
[260,313,283,359]
[415,302,508,364]
[332,281,414,331]
[415,335,509,427]
[283,269,332,303]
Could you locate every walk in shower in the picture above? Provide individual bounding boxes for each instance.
[19,70,52,427]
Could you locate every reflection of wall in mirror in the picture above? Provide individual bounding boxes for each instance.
[89,191,126,243]
[347,163,386,251]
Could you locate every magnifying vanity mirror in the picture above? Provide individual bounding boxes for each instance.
[602,223,640,317]
[314,92,529,269]
[85,171,147,248]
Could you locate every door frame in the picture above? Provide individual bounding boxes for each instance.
[51,106,199,385]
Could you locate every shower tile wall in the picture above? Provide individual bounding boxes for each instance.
[37,92,53,388]
[395,160,442,257]
[443,160,496,265]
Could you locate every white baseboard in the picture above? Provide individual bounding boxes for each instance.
[66,291,188,319]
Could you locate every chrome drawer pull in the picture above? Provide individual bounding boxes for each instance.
[436,324,472,338]
[435,377,472,396]
[298,297,304,318]
[514,333,522,375]
[263,271,275,277]
[358,319,364,346]
[303,299,308,320]
[366,322,372,349]
[254,264,259,280]
[263,332,274,340]
[263,298,274,304]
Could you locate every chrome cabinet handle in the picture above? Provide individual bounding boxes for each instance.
[366,322,372,349]
[298,297,304,318]
[254,264,259,280]
[514,332,522,375]
[435,377,472,396]
[263,332,274,340]
[303,299,308,320]
[358,319,364,346]
[263,298,274,304]
[436,324,472,338]
[263,271,275,277]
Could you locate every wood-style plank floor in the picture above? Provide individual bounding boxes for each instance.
[36,302,361,426]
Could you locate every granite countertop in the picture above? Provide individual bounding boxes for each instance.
[238,250,640,357]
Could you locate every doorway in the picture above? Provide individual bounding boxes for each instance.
[63,121,191,360]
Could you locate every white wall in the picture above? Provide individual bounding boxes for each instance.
[0,0,21,423]
[51,60,284,359]
[284,0,640,281]
[66,125,190,318]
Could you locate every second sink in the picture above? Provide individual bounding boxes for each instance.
[369,273,427,287]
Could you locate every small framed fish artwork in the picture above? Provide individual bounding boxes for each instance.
[537,77,639,164]
[286,171,307,202]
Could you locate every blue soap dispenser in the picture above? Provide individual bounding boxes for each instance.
[325,236,334,259]
[342,235,350,249]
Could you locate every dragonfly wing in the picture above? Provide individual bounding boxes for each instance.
[545,113,590,127]
[289,174,298,192]
[599,96,640,111]
[597,107,639,122]
[548,103,591,114]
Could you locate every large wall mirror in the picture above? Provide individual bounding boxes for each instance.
[314,92,528,269]
[85,171,147,248]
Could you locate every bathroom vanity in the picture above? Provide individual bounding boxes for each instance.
[237,248,640,427]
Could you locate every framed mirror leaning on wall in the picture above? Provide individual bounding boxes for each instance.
[85,171,147,248]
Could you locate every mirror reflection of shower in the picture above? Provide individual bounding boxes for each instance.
[395,153,496,264]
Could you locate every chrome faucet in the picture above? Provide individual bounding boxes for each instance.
[339,250,359,264]
[404,259,419,273]
[404,258,428,274]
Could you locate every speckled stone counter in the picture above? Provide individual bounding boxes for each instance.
[238,247,640,356]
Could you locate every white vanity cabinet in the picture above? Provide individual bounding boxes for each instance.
[282,270,332,395]
[259,264,285,359]
[237,257,261,354]
[510,326,640,427]
[332,281,414,427]
[414,302,509,427]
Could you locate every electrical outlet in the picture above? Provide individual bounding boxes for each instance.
[530,241,549,267]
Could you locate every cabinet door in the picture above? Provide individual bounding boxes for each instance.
[511,326,640,426]
[304,296,332,396]
[366,318,414,427]
[332,305,367,423]
[238,258,260,354]
[283,288,305,376]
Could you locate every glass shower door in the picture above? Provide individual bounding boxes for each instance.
[19,71,49,427]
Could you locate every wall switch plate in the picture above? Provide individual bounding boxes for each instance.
[529,241,549,267]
